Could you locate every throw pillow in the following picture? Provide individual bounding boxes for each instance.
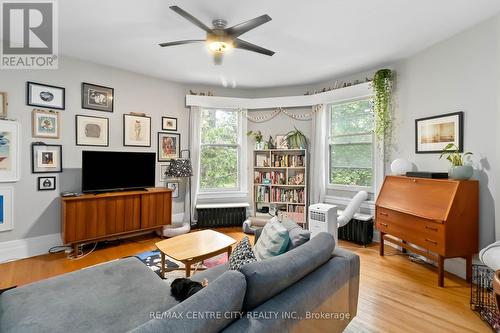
[229,236,257,270]
[253,219,289,260]
[281,219,311,251]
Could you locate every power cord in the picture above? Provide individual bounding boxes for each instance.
[67,242,98,260]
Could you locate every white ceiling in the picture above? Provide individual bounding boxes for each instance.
[60,0,500,88]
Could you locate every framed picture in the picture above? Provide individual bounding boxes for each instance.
[76,115,109,147]
[0,92,7,118]
[37,176,56,191]
[123,114,151,147]
[81,83,114,112]
[27,82,65,110]
[158,132,180,161]
[31,143,62,173]
[159,163,170,182]
[415,112,463,153]
[276,135,288,149]
[166,182,179,198]
[32,109,60,139]
[162,117,177,131]
[0,120,21,182]
[0,187,14,232]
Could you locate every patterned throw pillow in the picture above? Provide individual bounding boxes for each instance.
[229,236,257,270]
[253,219,290,261]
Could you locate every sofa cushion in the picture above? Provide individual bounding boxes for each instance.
[229,236,257,270]
[281,219,311,251]
[239,232,335,311]
[0,257,178,333]
[253,218,289,260]
[130,270,247,333]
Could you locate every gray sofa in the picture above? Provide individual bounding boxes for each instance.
[0,232,360,333]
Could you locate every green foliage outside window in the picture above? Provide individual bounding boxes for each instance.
[330,99,374,187]
[200,109,239,189]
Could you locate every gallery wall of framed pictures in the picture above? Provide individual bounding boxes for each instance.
[0,79,186,232]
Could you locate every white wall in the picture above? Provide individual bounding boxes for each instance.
[390,15,499,248]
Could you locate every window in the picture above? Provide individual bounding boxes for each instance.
[329,99,374,189]
[199,108,243,191]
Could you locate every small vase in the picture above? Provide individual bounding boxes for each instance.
[255,142,264,150]
[448,165,473,180]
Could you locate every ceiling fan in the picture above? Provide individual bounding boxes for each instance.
[159,6,275,65]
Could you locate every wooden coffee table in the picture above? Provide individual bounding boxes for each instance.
[155,230,236,278]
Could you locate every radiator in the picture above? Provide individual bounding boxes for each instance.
[196,204,248,228]
[338,216,373,246]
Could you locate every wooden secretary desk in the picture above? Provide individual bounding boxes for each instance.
[375,176,479,287]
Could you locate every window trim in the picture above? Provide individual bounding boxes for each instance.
[326,96,382,194]
[198,108,247,196]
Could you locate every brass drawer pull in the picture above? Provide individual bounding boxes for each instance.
[379,222,388,227]
[425,226,438,232]
[379,212,389,216]
[425,238,438,245]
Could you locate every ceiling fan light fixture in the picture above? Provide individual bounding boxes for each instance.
[207,40,232,53]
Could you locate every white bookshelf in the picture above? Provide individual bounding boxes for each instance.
[253,149,308,225]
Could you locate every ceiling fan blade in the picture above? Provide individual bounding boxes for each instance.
[159,40,205,47]
[213,53,224,65]
[234,39,275,56]
[169,6,212,33]
[225,14,272,37]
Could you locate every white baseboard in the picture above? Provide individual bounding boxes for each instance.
[0,233,62,263]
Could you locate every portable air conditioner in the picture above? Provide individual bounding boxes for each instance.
[308,203,338,241]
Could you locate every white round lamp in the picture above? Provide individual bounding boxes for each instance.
[391,158,413,175]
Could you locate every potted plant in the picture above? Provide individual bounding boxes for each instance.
[285,127,307,149]
[372,69,393,141]
[439,143,473,179]
[247,130,264,150]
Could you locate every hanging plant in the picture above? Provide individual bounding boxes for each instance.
[372,69,393,141]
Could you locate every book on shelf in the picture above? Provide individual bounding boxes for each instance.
[256,186,304,204]
[254,170,286,185]
[256,154,269,167]
[271,154,304,168]
[287,205,305,213]
[270,188,304,204]
[256,185,270,203]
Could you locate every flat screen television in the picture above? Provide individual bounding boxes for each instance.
[82,151,156,193]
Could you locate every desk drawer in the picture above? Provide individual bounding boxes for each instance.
[376,208,445,254]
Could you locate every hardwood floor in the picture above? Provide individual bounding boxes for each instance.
[0,228,491,332]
